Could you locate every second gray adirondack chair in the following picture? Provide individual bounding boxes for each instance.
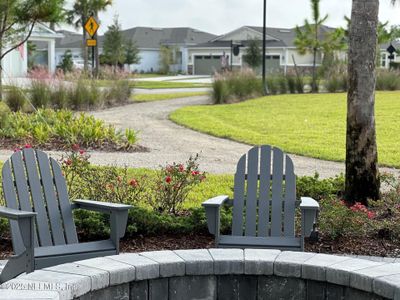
[0,148,132,283]
[203,145,319,251]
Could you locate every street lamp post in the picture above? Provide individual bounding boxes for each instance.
[262,0,269,95]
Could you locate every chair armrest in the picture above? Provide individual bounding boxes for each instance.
[0,206,36,220]
[300,197,319,238]
[202,195,229,236]
[300,197,320,210]
[202,195,230,208]
[73,200,132,253]
[73,199,132,213]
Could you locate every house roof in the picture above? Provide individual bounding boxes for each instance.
[189,39,286,49]
[56,27,216,50]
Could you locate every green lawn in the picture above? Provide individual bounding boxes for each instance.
[132,92,209,102]
[134,81,211,89]
[170,92,400,167]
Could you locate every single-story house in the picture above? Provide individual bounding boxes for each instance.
[55,27,216,73]
[186,25,343,75]
[1,23,63,79]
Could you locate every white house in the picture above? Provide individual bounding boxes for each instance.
[55,27,216,73]
[1,23,63,80]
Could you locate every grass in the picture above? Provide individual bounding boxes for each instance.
[131,73,169,79]
[170,91,400,168]
[132,92,209,102]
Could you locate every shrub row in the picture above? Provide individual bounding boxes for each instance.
[0,109,136,149]
[5,79,131,112]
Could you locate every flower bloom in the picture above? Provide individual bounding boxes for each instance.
[24,144,32,149]
[129,179,138,187]
[178,164,184,172]
[367,211,376,219]
[72,144,80,151]
[79,149,85,155]
[192,171,200,176]
[64,159,72,166]
[165,176,172,184]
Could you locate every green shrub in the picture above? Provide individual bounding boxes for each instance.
[105,80,131,106]
[30,80,51,108]
[0,101,10,128]
[297,173,344,201]
[51,83,69,109]
[69,80,101,110]
[0,109,134,149]
[325,76,341,93]
[376,70,400,91]
[295,77,304,94]
[5,86,25,112]
[286,75,296,94]
[212,69,262,104]
[266,77,278,95]
[277,76,287,94]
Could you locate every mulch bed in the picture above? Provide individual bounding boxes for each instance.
[0,138,149,153]
[0,233,399,259]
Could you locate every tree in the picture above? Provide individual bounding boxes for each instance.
[243,40,262,70]
[294,0,345,93]
[0,0,64,99]
[125,39,140,66]
[102,16,125,68]
[57,50,74,73]
[67,0,112,72]
[159,46,174,74]
[345,0,380,205]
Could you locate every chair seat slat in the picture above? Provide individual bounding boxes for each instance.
[232,155,246,236]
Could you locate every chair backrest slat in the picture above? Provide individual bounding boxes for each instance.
[231,155,246,236]
[2,161,25,255]
[257,145,272,237]
[231,146,297,239]
[36,151,66,245]
[271,147,284,237]
[23,149,53,246]
[283,156,296,237]
[244,147,259,236]
[50,158,78,244]
[10,152,39,248]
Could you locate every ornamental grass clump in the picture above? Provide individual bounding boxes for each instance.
[5,85,26,112]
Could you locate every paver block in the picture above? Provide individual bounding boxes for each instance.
[350,263,400,292]
[244,249,280,275]
[302,254,352,281]
[169,275,216,300]
[0,289,60,299]
[373,273,400,299]
[258,276,306,300]
[325,258,386,286]
[174,249,214,275]
[109,253,159,280]
[208,249,244,275]
[45,263,109,291]
[140,251,185,277]
[274,251,316,278]
[0,270,90,299]
[76,257,135,286]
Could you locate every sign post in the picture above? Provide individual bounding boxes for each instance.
[84,15,99,77]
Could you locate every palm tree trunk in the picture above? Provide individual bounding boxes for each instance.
[0,41,3,101]
[345,0,380,205]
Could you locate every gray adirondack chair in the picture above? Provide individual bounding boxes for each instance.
[0,148,132,283]
[202,145,319,251]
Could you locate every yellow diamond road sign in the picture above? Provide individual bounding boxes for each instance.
[84,16,99,38]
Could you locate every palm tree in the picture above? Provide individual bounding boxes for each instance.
[345,0,380,205]
[67,0,112,72]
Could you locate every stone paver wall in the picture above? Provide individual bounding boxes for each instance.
[0,249,399,300]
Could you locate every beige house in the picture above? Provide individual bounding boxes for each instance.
[186,25,341,75]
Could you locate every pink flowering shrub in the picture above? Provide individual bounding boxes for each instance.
[148,154,206,214]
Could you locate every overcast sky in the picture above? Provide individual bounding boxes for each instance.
[65,0,400,35]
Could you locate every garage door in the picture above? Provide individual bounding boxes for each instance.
[194,55,222,75]
[264,55,281,74]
